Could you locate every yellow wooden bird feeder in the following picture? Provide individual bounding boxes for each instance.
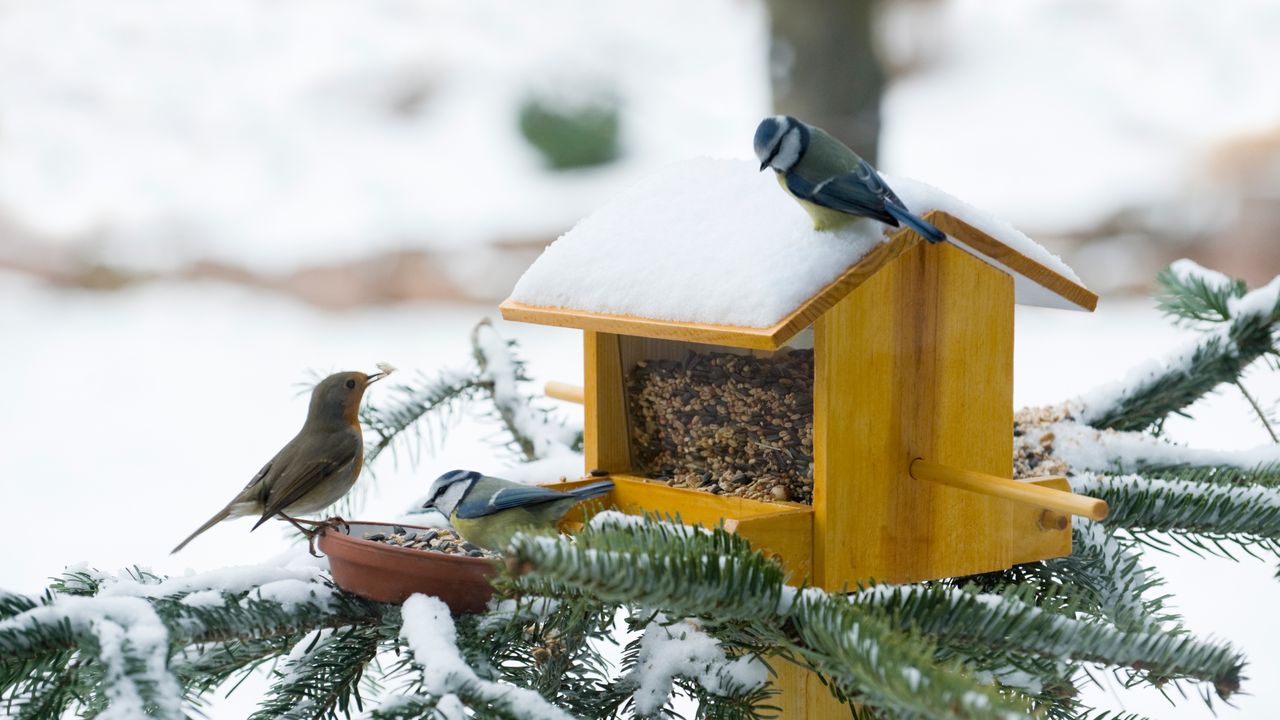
[498,158,1102,716]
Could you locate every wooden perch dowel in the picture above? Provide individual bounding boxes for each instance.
[545,381,585,405]
[909,459,1109,521]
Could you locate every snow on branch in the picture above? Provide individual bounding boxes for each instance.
[399,594,578,720]
[0,595,184,719]
[1067,520,1169,632]
[625,613,768,715]
[359,320,583,489]
[508,521,1029,718]
[1077,264,1280,432]
[1158,260,1247,324]
[853,583,1241,697]
[361,365,487,467]
[472,319,581,462]
[2,556,386,718]
[251,624,385,719]
[1073,473,1280,555]
[1031,420,1280,479]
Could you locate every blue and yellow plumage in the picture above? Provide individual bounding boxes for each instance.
[753,115,945,243]
[421,470,613,550]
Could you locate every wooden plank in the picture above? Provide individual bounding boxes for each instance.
[499,211,1096,351]
[932,213,1099,312]
[813,241,1017,586]
[910,460,1109,520]
[502,299,784,350]
[1009,476,1074,565]
[583,331,633,473]
[764,230,919,345]
[543,474,813,582]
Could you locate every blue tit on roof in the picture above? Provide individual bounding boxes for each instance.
[421,469,613,551]
[754,115,945,244]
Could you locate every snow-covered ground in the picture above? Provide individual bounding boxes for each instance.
[0,0,769,271]
[3,0,1280,273]
[1,273,1278,717]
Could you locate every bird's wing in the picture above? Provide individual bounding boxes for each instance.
[255,430,360,525]
[786,160,900,225]
[455,483,568,519]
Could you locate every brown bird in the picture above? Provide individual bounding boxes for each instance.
[171,369,390,554]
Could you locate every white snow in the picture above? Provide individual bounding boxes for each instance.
[473,321,582,460]
[253,578,337,609]
[0,595,184,719]
[0,0,769,273]
[627,613,768,714]
[881,0,1280,233]
[1074,474,1280,517]
[100,556,329,600]
[1073,324,1236,426]
[179,589,227,608]
[1229,276,1280,319]
[4,276,1280,719]
[587,510,711,537]
[1170,260,1237,293]
[1040,421,1280,473]
[509,158,1084,329]
[1071,518,1162,631]
[399,594,577,720]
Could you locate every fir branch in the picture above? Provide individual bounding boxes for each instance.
[853,584,1241,698]
[251,624,389,720]
[466,596,624,718]
[360,368,487,468]
[1037,420,1280,482]
[1075,473,1280,556]
[1118,461,1280,487]
[622,613,771,719]
[472,319,583,461]
[398,594,578,720]
[1154,261,1246,325]
[369,694,451,719]
[1053,521,1174,632]
[1234,379,1279,443]
[0,595,185,719]
[1078,267,1280,432]
[508,519,1027,719]
[171,637,295,703]
[1,567,387,717]
[359,320,582,474]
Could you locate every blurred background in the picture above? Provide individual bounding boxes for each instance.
[2,0,1280,717]
[4,0,1280,300]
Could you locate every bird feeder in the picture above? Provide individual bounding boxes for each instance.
[499,158,1102,716]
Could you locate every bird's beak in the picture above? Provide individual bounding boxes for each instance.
[367,362,396,384]
[759,160,769,171]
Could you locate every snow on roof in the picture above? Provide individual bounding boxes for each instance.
[509,158,1085,328]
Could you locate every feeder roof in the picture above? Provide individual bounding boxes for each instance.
[501,158,1096,350]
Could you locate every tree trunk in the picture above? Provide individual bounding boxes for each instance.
[766,0,884,162]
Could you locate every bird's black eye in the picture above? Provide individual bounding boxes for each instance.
[345,379,356,389]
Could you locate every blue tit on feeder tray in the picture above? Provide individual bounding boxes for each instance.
[421,470,613,551]
[754,114,945,243]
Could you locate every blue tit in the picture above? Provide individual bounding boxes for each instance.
[753,115,945,243]
[421,470,614,551]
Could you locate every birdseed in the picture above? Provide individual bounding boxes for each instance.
[361,527,501,559]
[1013,404,1072,478]
[627,348,814,504]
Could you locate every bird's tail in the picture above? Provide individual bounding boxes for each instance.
[887,205,946,244]
[171,508,231,554]
[568,480,614,502]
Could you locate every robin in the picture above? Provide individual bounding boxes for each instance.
[171,367,392,554]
